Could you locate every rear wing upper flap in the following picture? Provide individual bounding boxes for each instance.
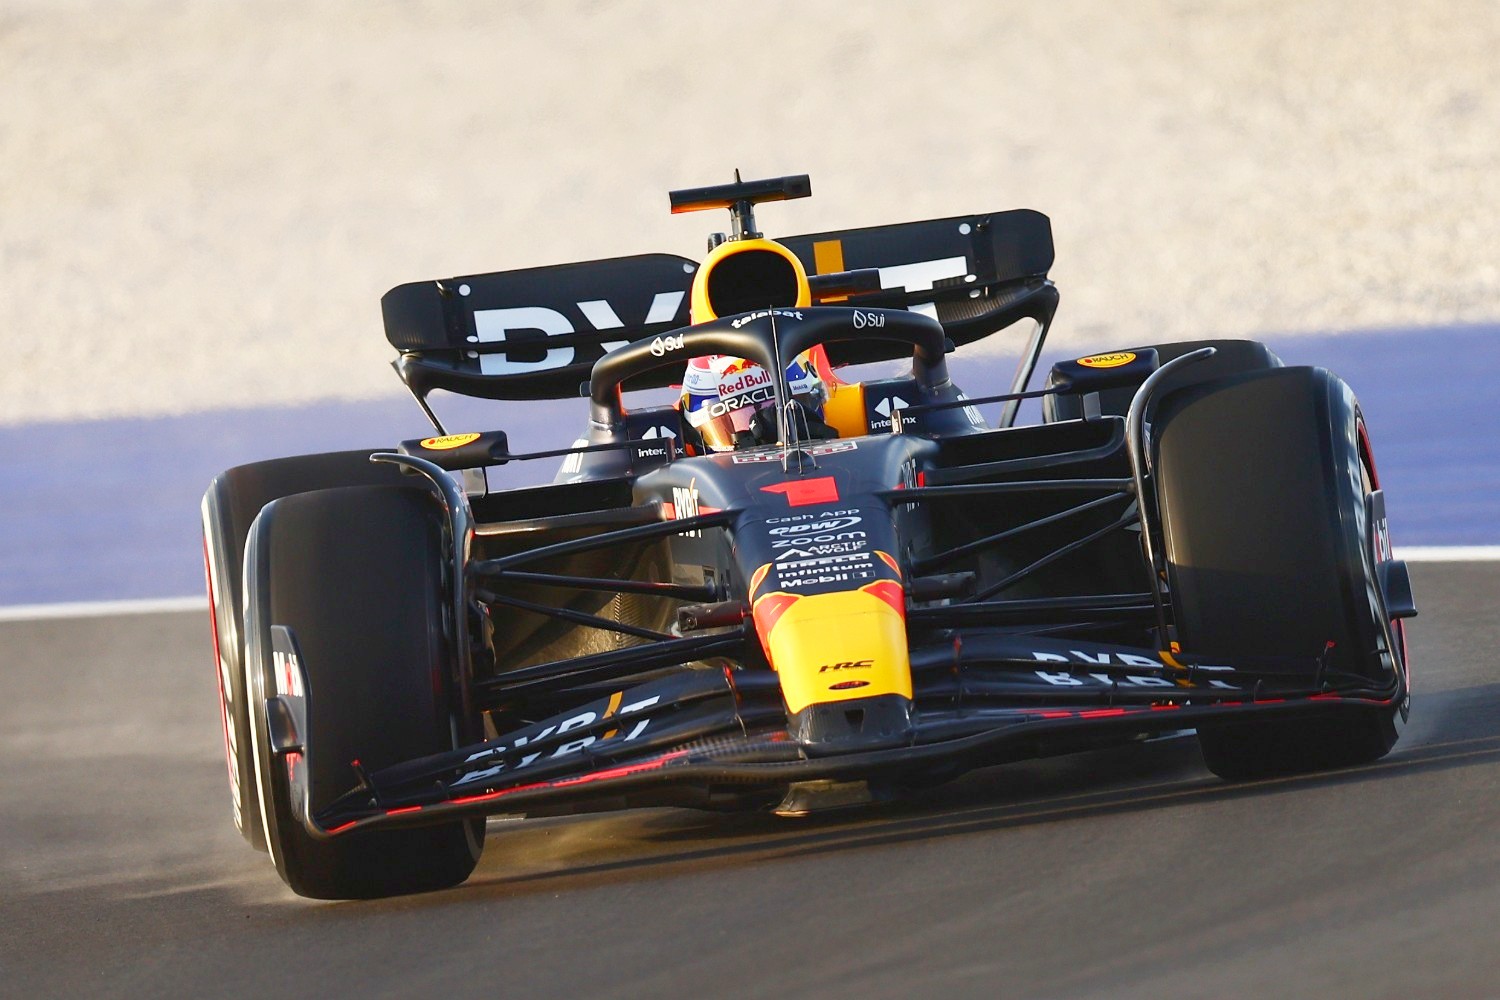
[384,210,1056,402]
[780,209,1056,368]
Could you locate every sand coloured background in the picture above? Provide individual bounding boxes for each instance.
[3,0,1497,426]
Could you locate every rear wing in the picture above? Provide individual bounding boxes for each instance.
[382,210,1057,402]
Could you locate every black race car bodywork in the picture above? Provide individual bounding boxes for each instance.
[204,175,1417,898]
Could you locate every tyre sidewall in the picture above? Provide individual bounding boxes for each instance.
[243,485,481,899]
[1153,367,1403,777]
[1155,366,1396,684]
[202,478,262,849]
[202,451,404,850]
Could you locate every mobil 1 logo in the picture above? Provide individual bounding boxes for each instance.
[776,551,877,589]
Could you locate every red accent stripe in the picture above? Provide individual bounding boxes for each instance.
[862,580,906,618]
[1358,417,1413,691]
[752,593,801,654]
[808,344,842,386]
[203,536,236,795]
[550,757,678,787]
[760,476,840,507]
[444,751,690,810]
[1357,419,1382,490]
[444,755,690,809]
[450,782,549,807]
[749,563,772,599]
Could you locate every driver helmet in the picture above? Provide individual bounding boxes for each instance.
[681,352,827,452]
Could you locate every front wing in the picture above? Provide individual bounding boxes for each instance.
[264,629,1403,840]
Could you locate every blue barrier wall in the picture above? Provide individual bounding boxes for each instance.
[2,325,1494,604]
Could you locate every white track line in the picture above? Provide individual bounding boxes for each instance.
[1394,545,1500,562]
[0,595,206,622]
[0,546,1494,623]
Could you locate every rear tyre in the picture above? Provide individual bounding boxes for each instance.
[1152,367,1404,780]
[202,450,403,850]
[244,485,482,899]
[1043,339,1282,422]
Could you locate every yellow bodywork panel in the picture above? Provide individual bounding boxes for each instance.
[821,380,868,439]
[758,587,911,714]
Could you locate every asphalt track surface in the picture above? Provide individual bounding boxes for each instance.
[2,563,1497,998]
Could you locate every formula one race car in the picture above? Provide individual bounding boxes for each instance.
[203,174,1417,899]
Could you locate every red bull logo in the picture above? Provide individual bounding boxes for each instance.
[717,356,755,375]
[718,364,773,400]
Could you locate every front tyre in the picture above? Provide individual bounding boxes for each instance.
[202,450,403,850]
[1152,367,1406,780]
[243,485,482,899]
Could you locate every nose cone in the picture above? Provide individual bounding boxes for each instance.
[752,582,911,714]
[751,579,915,750]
